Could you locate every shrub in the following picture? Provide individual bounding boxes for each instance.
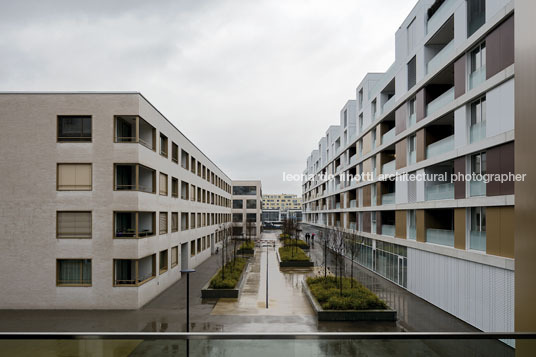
[278,246,310,262]
[306,276,387,310]
[279,233,290,239]
[209,258,247,289]
[283,238,308,249]
[239,240,255,250]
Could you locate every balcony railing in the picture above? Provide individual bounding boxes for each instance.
[470,121,486,143]
[408,226,417,240]
[408,113,416,128]
[469,66,486,90]
[426,0,456,34]
[425,182,454,201]
[426,135,454,159]
[349,154,357,166]
[349,199,356,208]
[408,150,416,165]
[426,228,454,247]
[381,127,396,146]
[382,160,396,176]
[470,180,486,197]
[470,231,486,251]
[335,202,341,209]
[381,224,395,237]
[426,87,454,116]
[381,96,395,115]
[427,40,455,75]
[382,192,395,205]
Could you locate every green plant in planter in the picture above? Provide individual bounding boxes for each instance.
[278,246,310,261]
[209,258,247,289]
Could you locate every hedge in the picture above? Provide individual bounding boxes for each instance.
[239,240,255,250]
[283,238,309,249]
[209,258,247,289]
[278,246,310,262]
[306,276,387,310]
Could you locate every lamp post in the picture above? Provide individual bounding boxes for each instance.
[266,241,269,309]
[181,268,196,356]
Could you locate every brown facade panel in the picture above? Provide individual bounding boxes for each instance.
[362,185,371,207]
[454,55,466,99]
[376,211,382,235]
[395,139,407,170]
[487,142,515,196]
[487,206,514,258]
[416,128,426,162]
[454,208,466,249]
[454,157,466,199]
[376,182,382,206]
[395,104,407,135]
[362,211,371,233]
[395,210,407,239]
[416,88,426,122]
[486,15,514,79]
[362,132,371,156]
[416,209,426,242]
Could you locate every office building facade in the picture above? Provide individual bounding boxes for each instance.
[232,180,262,239]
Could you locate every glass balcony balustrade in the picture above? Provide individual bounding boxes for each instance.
[381,96,396,115]
[408,113,416,127]
[425,182,454,201]
[426,87,455,116]
[408,226,417,240]
[382,192,395,205]
[470,231,486,251]
[381,127,396,146]
[426,135,454,159]
[470,180,486,197]
[426,228,454,247]
[349,199,356,208]
[408,151,416,165]
[382,160,396,176]
[470,121,486,143]
[381,224,395,237]
[427,40,455,75]
[469,66,486,89]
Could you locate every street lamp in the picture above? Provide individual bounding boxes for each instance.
[181,268,196,356]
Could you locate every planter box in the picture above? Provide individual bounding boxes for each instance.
[302,281,397,321]
[236,248,255,256]
[276,251,314,268]
[201,260,249,299]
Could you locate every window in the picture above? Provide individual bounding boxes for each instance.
[469,42,486,89]
[57,259,91,286]
[181,150,189,170]
[160,133,168,157]
[172,177,178,198]
[190,240,196,256]
[407,210,416,240]
[171,246,178,268]
[358,89,363,109]
[57,164,92,191]
[246,213,257,222]
[159,212,168,234]
[57,116,91,142]
[408,97,416,126]
[467,0,485,37]
[114,164,156,193]
[115,116,156,150]
[233,200,243,209]
[114,255,155,286]
[181,213,189,231]
[408,134,417,165]
[246,199,257,209]
[407,56,417,89]
[172,142,179,163]
[232,186,257,195]
[191,157,196,174]
[470,97,486,143]
[114,211,155,238]
[371,99,377,119]
[159,249,168,274]
[181,181,189,200]
[171,212,178,232]
[470,207,486,251]
[197,238,202,253]
[159,173,168,196]
[343,109,348,127]
[233,213,243,222]
[407,18,416,54]
[358,114,363,133]
[57,211,91,238]
[470,152,487,196]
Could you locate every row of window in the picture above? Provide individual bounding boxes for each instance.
[56,211,231,239]
[57,233,222,286]
[232,199,258,209]
[232,213,258,223]
[58,115,232,194]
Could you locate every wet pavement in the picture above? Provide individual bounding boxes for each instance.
[0,229,515,356]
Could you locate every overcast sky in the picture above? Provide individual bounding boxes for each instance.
[1,0,416,195]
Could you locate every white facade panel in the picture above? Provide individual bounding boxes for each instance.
[486,78,515,138]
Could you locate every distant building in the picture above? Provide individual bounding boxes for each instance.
[262,194,302,210]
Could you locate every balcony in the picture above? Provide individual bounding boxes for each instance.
[115,116,155,150]
[470,231,486,251]
[349,199,356,208]
[382,160,396,176]
[382,193,395,205]
[381,96,395,115]
[349,154,357,166]
[425,182,454,201]
[469,66,486,90]
[381,127,396,146]
[426,135,454,158]
[470,180,486,197]
[349,222,357,230]
[115,164,155,193]
[426,87,454,116]
[426,228,454,247]
[426,0,456,34]
[427,40,455,75]
[381,224,395,237]
[470,121,486,143]
[114,212,155,238]
[408,226,417,240]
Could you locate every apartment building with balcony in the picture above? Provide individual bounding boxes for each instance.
[302,0,514,334]
[231,180,262,239]
[0,92,245,309]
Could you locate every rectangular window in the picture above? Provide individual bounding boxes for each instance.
[408,97,416,126]
[408,210,416,240]
[408,134,417,165]
[371,99,377,119]
[159,249,168,274]
[57,163,92,191]
[191,157,196,174]
[470,96,487,143]
[160,133,168,157]
[191,240,196,256]
[470,152,487,196]
[232,186,257,195]
[233,200,243,209]
[407,18,416,54]
[114,164,156,193]
[407,56,417,89]
[171,212,178,232]
[181,149,189,170]
[197,238,202,253]
[115,116,156,150]
[114,255,155,286]
[57,259,92,286]
[159,173,168,196]
[172,142,179,163]
[358,89,363,109]
[171,246,178,267]
[114,211,155,238]
[172,177,179,197]
[358,114,363,133]
[233,213,243,222]
[57,211,92,238]
[467,0,486,37]
[57,116,91,142]
[469,42,486,89]
[159,212,168,234]
[181,213,189,231]
[246,213,257,222]
[181,181,189,200]
[470,207,486,251]
[246,200,257,209]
